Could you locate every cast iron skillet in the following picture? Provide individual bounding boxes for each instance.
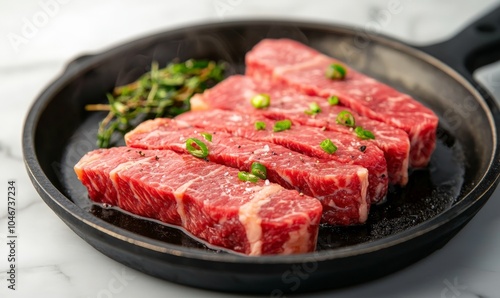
[23,6,500,294]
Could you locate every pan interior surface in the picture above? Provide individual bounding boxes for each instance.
[29,21,496,268]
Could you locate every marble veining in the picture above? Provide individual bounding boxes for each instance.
[0,142,23,162]
[1,0,500,297]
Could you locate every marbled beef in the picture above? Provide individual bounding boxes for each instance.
[246,38,438,168]
[125,120,370,225]
[75,147,322,255]
[176,109,388,203]
[190,75,409,185]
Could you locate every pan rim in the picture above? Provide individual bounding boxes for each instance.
[22,19,500,265]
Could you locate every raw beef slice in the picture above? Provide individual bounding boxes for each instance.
[125,120,370,226]
[245,38,438,168]
[176,109,388,203]
[190,75,409,185]
[75,147,322,255]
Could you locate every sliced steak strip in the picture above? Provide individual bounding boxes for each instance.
[75,147,322,255]
[245,38,438,168]
[190,75,409,185]
[176,109,388,203]
[125,120,370,226]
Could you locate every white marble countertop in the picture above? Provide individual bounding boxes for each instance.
[1,1,500,297]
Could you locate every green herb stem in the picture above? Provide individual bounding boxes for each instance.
[336,111,356,127]
[85,59,225,148]
[250,162,267,180]
[255,121,266,131]
[304,102,321,115]
[250,93,271,109]
[320,139,337,154]
[238,171,260,183]
[185,137,209,158]
[200,132,212,142]
[325,63,347,80]
[355,126,375,140]
[328,95,339,105]
[273,119,292,132]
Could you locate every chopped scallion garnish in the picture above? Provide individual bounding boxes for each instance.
[250,93,271,109]
[250,162,267,179]
[336,111,355,127]
[328,95,339,105]
[238,171,260,183]
[200,132,212,142]
[255,121,266,131]
[320,139,337,154]
[355,126,375,140]
[273,119,292,132]
[185,137,209,158]
[304,102,321,115]
[325,63,347,80]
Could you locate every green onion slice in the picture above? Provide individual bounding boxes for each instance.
[250,93,271,109]
[185,137,209,158]
[273,119,292,132]
[336,111,355,127]
[200,132,212,142]
[255,121,266,131]
[355,126,375,140]
[250,162,267,179]
[238,171,260,183]
[325,63,347,80]
[328,95,339,105]
[320,139,337,154]
[304,102,321,115]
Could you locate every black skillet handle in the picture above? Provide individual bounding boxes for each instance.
[416,6,500,91]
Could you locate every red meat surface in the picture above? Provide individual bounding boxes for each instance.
[176,109,388,203]
[75,147,322,255]
[125,120,370,225]
[191,75,409,185]
[246,38,438,168]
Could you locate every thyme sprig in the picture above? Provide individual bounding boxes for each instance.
[85,59,225,148]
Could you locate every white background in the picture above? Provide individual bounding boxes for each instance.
[1,1,500,297]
